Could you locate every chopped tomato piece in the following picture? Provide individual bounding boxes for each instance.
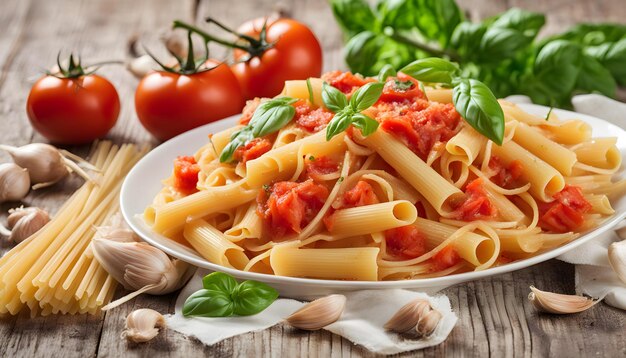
[294,100,334,132]
[173,156,200,194]
[432,245,461,271]
[321,71,375,95]
[257,179,329,237]
[238,98,262,125]
[452,179,498,221]
[489,156,524,188]
[340,180,380,208]
[539,185,592,233]
[378,73,425,103]
[233,138,272,163]
[385,225,428,259]
[305,156,339,180]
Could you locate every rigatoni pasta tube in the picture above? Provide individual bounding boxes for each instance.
[281,78,323,107]
[183,219,249,269]
[446,125,485,164]
[512,122,577,176]
[573,138,621,171]
[490,140,564,202]
[357,130,463,214]
[424,88,452,103]
[541,120,592,145]
[152,184,256,235]
[224,203,263,241]
[270,245,379,280]
[328,200,417,237]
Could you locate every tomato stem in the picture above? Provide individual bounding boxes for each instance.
[172,20,250,52]
[205,17,261,47]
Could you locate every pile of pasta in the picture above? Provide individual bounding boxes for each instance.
[145,77,625,281]
[0,142,147,315]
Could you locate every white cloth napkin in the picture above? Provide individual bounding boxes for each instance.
[166,270,457,354]
[507,94,626,310]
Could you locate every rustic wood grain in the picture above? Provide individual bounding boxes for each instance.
[1,0,625,357]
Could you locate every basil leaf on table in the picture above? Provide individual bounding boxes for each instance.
[400,58,459,85]
[202,271,238,293]
[322,82,349,112]
[349,82,384,112]
[453,78,505,145]
[231,280,279,316]
[182,289,234,317]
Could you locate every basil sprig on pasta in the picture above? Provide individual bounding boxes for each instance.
[400,58,505,145]
[220,97,297,163]
[183,272,279,317]
[323,81,383,141]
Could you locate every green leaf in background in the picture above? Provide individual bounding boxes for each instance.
[325,110,353,141]
[377,64,397,82]
[479,27,532,61]
[586,38,626,85]
[182,289,234,317]
[452,78,505,145]
[550,23,626,46]
[576,54,616,97]
[322,82,349,112]
[329,0,376,38]
[450,22,487,59]
[489,8,545,40]
[231,280,279,316]
[349,82,385,111]
[532,40,583,103]
[414,0,463,48]
[202,272,238,293]
[351,112,379,136]
[376,0,420,30]
[344,31,384,75]
[400,57,459,84]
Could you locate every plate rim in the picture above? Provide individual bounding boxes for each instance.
[120,103,626,289]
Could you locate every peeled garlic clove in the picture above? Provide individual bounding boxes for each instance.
[0,163,30,203]
[384,298,431,333]
[285,294,346,330]
[416,309,442,337]
[608,239,626,284]
[7,207,50,243]
[122,308,165,343]
[528,286,598,314]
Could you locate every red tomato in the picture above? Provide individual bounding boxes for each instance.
[539,185,592,233]
[135,60,244,141]
[385,225,427,259]
[322,71,375,95]
[232,18,322,99]
[432,246,461,271]
[452,179,498,221]
[304,156,339,181]
[26,75,120,144]
[378,73,425,103]
[173,156,200,194]
[233,138,272,163]
[340,180,380,208]
[257,179,329,237]
[488,156,524,188]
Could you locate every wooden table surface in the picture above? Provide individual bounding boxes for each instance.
[1,0,625,356]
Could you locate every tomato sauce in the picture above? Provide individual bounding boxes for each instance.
[385,225,428,259]
[238,98,261,125]
[489,156,524,188]
[294,100,334,133]
[431,245,461,271]
[257,179,329,237]
[452,178,498,221]
[304,156,339,181]
[322,71,375,95]
[233,138,272,163]
[323,180,379,231]
[172,156,200,194]
[538,185,592,233]
[378,73,426,103]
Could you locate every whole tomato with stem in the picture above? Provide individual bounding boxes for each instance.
[173,17,323,100]
[135,32,245,141]
[26,54,120,144]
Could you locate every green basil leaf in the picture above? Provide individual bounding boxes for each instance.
[450,22,486,59]
[586,38,626,85]
[413,0,463,48]
[351,112,379,136]
[376,0,419,30]
[231,280,279,316]
[182,288,234,317]
[306,78,315,105]
[377,64,397,82]
[330,0,376,38]
[400,58,459,84]
[479,27,531,61]
[325,110,353,141]
[548,23,626,46]
[322,82,349,113]
[489,8,545,40]
[219,129,253,163]
[349,82,384,112]
[453,78,504,145]
[202,272,238,293]
[249,98,297,137]
[575,54,616,97]
[344,31,384,76]
[533,40,583,100]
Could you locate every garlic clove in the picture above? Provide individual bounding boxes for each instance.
[6,207,50,243]
[0,163,30,203]
[608,239,626,285]
[384,298,431,333]
[616,226,626,240]
[416,309,442,337]
[285,294,346,330]
[528,286,598,314]
[127,55,158,79]
[94,213,139,243]
[122,308,166,343]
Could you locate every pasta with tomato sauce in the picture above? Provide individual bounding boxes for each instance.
[144,70,625,281]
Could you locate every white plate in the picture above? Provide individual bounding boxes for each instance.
[121,104,626,299]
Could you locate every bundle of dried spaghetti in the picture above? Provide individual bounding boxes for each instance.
[0,141,148,316]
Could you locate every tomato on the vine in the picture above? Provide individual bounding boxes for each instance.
[26,55,120,144]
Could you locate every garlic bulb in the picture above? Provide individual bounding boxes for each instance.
[416,309,442,337]
[0,143,97,189]
[127,55,157,79]
[92,239,195,310]
[608,239,626,284]
[384,298,432,333]
[122,308,165,343]
[285,294,346,330]
[94,213,138,243]
[0,163,30,203]
[528,286,598,314]
[4,206,50,243]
